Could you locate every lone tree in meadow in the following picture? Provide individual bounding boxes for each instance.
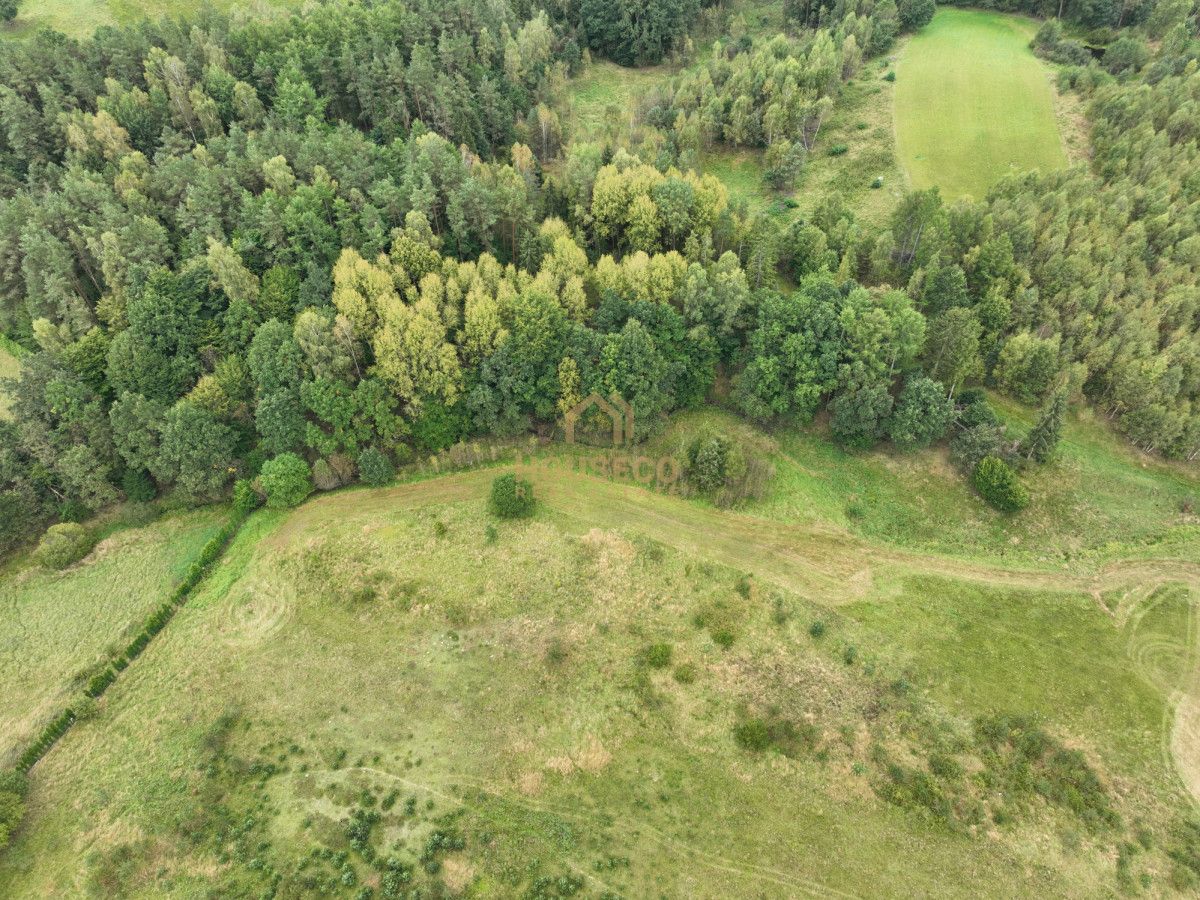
[0,0,18,23]
[1019,388,1067,464]
[490,473,534,519]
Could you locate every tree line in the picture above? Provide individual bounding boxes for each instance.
[2,0,1198,556]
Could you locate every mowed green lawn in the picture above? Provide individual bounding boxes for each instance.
[894,8,1066,199]
[2,0,299,40]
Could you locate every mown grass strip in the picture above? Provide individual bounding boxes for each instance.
[13,506,253,773]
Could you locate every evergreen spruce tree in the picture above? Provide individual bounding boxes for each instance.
[1020,388,1067,464]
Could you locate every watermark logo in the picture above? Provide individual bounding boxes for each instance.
[563,392,634,448]
[558,392,681,493]
[412,394,685,494]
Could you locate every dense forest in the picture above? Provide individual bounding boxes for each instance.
[0,0,1197,554]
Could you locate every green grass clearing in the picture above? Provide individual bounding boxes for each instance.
[0,508,225,766]
[893,8,1067,200]
[3,470,1196,896]
[1,0,298,40]
[0,339,19,421]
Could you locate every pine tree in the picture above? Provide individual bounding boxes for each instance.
[1020,388,1067,464]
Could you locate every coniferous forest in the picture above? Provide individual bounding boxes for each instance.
[0,0,1196,559]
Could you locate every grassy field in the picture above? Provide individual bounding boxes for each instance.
[894,8,1067,200]
[0,508,226,766]
[1,0,297,40]
[0,407,1197,895]
[0,340,19,420]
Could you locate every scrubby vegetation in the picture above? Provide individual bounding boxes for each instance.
[490,472,535,518]
[0,0,1197,894]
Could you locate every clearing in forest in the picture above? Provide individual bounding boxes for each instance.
[893,8,1066,200]
[0,344,17,420]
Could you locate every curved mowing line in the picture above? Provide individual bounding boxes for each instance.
[894,8,1067,200]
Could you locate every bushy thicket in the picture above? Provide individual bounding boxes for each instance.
[33,522,95,569]
[490,473,535,518]
[973,455,1029,512]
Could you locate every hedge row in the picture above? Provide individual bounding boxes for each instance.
[15,710,76,774]
[15,507,252,772]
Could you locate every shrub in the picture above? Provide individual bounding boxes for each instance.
[58,500,90,523]
[733,718,772,752]
[673,663,697,684]
[484,523,498,544]
[973,456,1028,512]
[489,473,534,519]
[259,453,313,509]
[357,447,395,486]
[0,770,27,852]
[121,469,156,503]
[809,620,827,639]
[883,70,896,81]
[232,478,263,514]
[411,401,469,452]
[734,716,818,756]
[643,643,673,669]
[311,458,341,491]
[711,627,735,648]
[828,143,849,156]
[85,667,117,698]
[34,523,95,570]
[687,436,729,493]
[871,176,884,189]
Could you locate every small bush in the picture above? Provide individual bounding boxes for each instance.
[973,456,1029,513]
[809,620,826,639]
[232,478,263,514]
[34,523,95,570]
[828,143,849,156]
[484,523,498,544]
[870,176,883,189]
[884,70,896,81]
[358,447,395,486]
[734,716,818,757]
[259,453,313,509]
[843,644,858,665]
[673,663,697,684]
[85,667,117,698]
[733,718,772,752]
[58,500,90,523]
[311,458,341,491]
[121,469,156,503]
[711,627,735,648]
[643,643,673,669]
[489,473,534,519]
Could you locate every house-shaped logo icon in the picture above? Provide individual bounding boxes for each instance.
[563,393,634,447]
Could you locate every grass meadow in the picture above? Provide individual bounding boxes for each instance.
[1,0,297,39]
[0,508,226,766]
[893,8,1067,199]
[0,405,1197,895]
[0,339,19,420]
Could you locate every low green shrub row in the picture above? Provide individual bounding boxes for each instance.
[15,508,251,780]
[15,709,76,774]
[81,511,249,703]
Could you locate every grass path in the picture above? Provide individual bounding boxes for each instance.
[284,465,1200,606]
[894,8,1066,199]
